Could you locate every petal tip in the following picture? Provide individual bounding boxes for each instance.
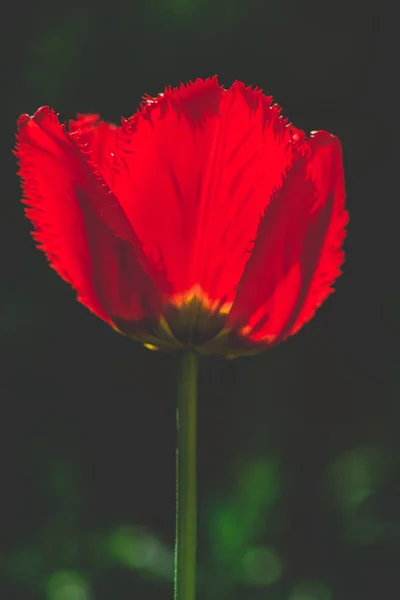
[17,107,58,133]
[17,113,31,130]
[34,106,55,123]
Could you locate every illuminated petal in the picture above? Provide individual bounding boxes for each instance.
[68,115,137,243]
[108,77,307,304]
[16,107,160,327]
[228,131,348,344]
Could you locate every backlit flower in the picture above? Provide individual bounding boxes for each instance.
[15,76,348,356]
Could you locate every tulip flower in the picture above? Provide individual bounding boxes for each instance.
[16,76,347,600]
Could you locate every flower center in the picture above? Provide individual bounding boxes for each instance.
[165,292,228,346]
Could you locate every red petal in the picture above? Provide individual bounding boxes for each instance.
[107,77,307,303]
[80,193,162,324]
[16,108,160,325]
[69,114,119,187]
[68,115,164,294]
[228,131,348,344]
[68,115,135,243]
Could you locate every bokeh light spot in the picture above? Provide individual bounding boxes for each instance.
[209,457,281,572]
[326,446,391,510]
[46,571,90,600]
[241,545,283,586]
[109,526,173,579]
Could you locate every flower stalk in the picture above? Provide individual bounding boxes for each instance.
[174,351,198,600]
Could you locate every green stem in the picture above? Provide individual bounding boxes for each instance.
[174,351,198,600]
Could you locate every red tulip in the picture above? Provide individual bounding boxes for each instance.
[15,76,348,357]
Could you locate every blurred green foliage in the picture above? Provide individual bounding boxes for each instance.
[3,443,398,598]
[208,458,280,569]
[46,571,90,600]
[324,447,396,545]
[287,581,332,600]
[109,526,173,579]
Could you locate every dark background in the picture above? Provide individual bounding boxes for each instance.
[1,1,399,599]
